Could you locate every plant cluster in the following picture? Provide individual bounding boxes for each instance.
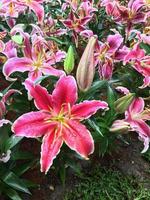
[0,0,150,199]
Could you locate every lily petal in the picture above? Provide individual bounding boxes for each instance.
[63,120,94,159]
[107,33,123,54]
[130,119,150,138]
[3,57,32,81]
[12,111,53,138]
[42,65,65,77]
[0,119,11,127]
[24,79,52,111]
[128,97,144,115]
[71,100,108,120]
[52,76,77,113]
[30,1,44,23]
[40,131,63,173]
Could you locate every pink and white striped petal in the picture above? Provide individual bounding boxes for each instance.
[128,97,144,115]
[52,76,77,113]
[24,79,53,111]
[0,119,11,127]
[29,1,44,23]
[42,65,65,77]
[63,120,94,159]
[40,132,63,173]
[3,57,32,81]
[12,111,53,138]
[71,100,108,120]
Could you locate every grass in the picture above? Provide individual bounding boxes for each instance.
[64,166,150,200]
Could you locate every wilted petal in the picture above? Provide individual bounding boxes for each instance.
[2,89,21,103]
[139,136,150,154]
[0,119,11,127]
[24,79,53,111]
[40,132,63,173]
[12,111,53,138]
[52,76,77,113]
[72,100,108,120]
[63,120,94,158]
[3,57,32,81]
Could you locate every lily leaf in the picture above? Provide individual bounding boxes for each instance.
[2,172,31,194]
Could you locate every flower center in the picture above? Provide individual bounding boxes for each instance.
[9,2,15,15]
[46,103,72,125]
[25,0,32,4]
[128,10,135,19]
[146,0,150,5]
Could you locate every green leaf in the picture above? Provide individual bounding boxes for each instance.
[35,75,58,85]
[5,136,23,151]
[66,159,82,176]
[1,83,15,96]
[107,85,116,108]
[140,43,150,54]
[45,36,68,45]
[13,161,35,176]
[80,80,106,101]
[11,35,23,45]
[4,188,22,200]
[87,119,103,136]
[59,166,66,186]
[11,151,34,160]
[3,172,31,194]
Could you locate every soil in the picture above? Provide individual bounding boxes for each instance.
[21,133,150,200]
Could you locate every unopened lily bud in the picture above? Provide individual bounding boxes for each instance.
[76,36,97,92]
[114,93,135,114]
[110,120,130,133]
[64,45,75,74]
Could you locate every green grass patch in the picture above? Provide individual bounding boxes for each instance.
[64,167,150,200]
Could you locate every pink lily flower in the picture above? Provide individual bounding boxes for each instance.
[0,0,25,27]
[111,97,150,153]
[95,33,127,79]
[102,0,147,34]
[3,33,65,81]
[43,16,67,37]
[79,0,97,17]
[0,0,25,18]
[62,0,79,11]
[124,44,150,88]
[12,76,108,173]
[62,11,92,45]
[0,89,21,127]
[16,0,45,23]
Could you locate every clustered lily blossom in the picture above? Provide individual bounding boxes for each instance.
[111,97,150,153]
[0,0,149,174]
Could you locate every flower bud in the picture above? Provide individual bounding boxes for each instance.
[110,120,130,133]
[64,45,75,74]
[76,36,97,92]
[114,93,135,114]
